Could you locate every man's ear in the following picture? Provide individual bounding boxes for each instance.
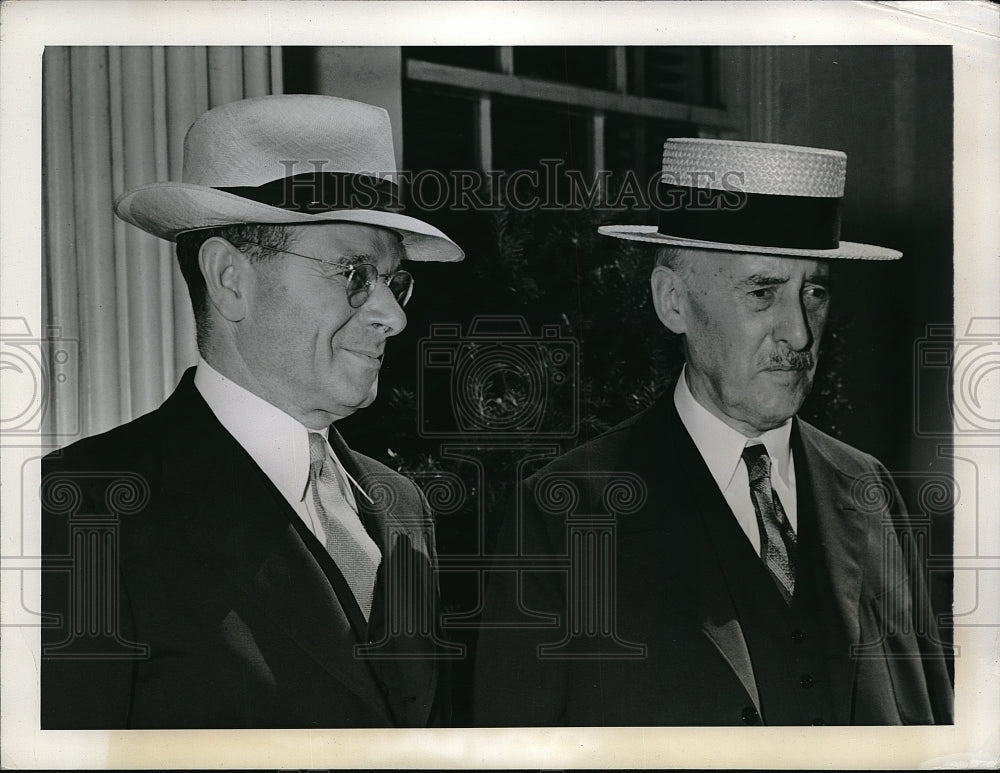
[651,264,688,335]
[199,237,251,323]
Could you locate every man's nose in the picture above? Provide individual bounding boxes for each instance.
[361,279,407,336]
[775,295,812,351]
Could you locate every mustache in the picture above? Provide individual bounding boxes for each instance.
[762,350,815,370]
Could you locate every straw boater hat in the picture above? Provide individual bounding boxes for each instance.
[115,94,464,262]
[599,138,900,261]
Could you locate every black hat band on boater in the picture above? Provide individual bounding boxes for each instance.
[656,183,843,250]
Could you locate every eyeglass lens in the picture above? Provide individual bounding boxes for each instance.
[346,265,413,309]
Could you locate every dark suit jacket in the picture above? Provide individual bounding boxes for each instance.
[41,369,448,729]
[473,393,954,726]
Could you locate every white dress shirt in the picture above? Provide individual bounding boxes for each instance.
[193,357,370,545]
[673,367,798,553]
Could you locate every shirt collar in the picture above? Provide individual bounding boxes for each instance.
[194,357,323,505]
[673,366,794,491]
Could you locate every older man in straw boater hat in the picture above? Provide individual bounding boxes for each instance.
[474,139,954,726]
[41,95,462,728]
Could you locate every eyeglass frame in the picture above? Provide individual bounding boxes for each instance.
[238,240,414,309]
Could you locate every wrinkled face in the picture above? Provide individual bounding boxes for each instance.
[677,251,831,435]
[235,223,407,427]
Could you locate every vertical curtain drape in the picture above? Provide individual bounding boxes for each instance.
[42,46,283,440]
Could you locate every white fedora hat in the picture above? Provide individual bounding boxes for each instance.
[599,138,900,260]
[115,94,464,262]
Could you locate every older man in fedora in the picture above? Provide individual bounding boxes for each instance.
[41,95,462,728]
[474,139,954,726]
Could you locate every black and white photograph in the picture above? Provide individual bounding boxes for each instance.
[1,1,997,769]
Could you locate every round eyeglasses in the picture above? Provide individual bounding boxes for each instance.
[240,241,414,309]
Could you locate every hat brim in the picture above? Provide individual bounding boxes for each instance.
[115,183,464,262]
[597,225,900,261]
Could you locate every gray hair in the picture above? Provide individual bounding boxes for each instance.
[175,223,294,353]
[654,245,696,277]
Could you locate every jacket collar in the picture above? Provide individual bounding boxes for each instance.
[158,369,395,724]
[605,392,762,710]
[327,423,445,727]
[616,389,873,718]
[792,419,871,721]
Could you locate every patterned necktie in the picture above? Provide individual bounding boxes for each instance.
[741,443,797,603]
[308,432,381,620]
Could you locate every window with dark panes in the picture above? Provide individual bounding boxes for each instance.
[627,47,720,106]
[405,46,499,72]
[513,46,615,90]
[402,45,726,186]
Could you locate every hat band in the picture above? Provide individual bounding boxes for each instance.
[216,172,401,214]
[657,183,842,250]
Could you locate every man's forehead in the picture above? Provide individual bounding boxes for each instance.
[288,222,405,263]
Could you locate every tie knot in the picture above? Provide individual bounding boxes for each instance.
[308,432,328,473]
[741,443,772,484]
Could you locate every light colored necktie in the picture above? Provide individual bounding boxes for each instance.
[741,443,798,604]
[308,432,381,619]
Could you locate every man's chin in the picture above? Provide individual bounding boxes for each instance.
[323,381,379,421]
[353,381,379,412]
[742,378,809,427]
[756,395,809,429]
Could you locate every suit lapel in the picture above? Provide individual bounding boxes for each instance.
[159,373,393,724]
[612,394,877,722]
[328,427,388,551]
[793,420,872,723]
[621,395,761,711]
[328,426,441,727]
[326,426,390,641]
[669,409,761,711]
